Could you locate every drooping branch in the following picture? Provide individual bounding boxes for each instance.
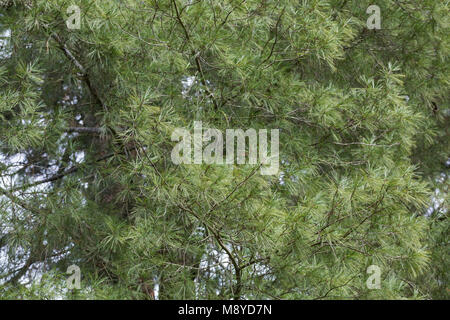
[172,0,219,110]
[5,151,118,193]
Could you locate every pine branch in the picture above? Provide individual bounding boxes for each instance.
[67,127,102,134]
[5,152,117,193]
[51,34,109,113]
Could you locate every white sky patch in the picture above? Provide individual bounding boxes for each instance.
[0,28,11,59]
[74,151,85,164]
[181,76,196,98]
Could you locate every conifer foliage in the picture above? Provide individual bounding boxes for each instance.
[0,0,448,299]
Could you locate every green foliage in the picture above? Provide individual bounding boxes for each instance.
[0,0,448,299]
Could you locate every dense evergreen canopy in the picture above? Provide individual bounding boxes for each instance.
[0,0,448,299]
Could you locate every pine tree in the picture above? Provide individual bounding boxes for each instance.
[0,0,448,299]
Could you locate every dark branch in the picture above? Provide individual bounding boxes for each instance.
[67,127,102,134]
